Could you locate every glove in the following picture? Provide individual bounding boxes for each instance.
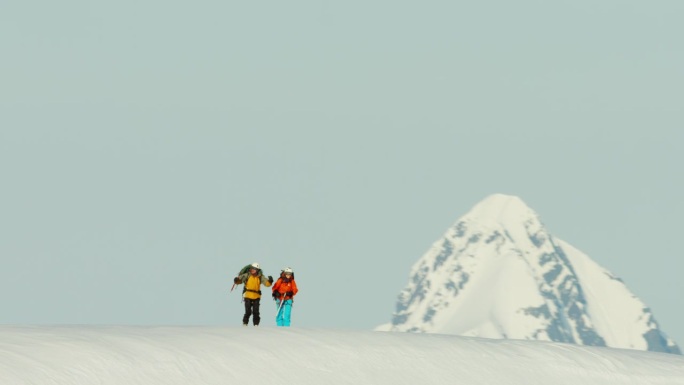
[233,277,239,284]
[286,291,294,297]
[273,291,281,299]
[268,275,273,284]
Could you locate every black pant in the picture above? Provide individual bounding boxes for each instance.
[243,298,261,325]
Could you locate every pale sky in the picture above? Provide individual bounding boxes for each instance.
[1,1,683,346]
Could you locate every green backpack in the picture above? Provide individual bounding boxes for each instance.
[238,264,253,276]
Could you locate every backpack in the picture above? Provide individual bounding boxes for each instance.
[238,264,254,276]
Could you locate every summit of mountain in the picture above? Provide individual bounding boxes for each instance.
[377,194,680,354]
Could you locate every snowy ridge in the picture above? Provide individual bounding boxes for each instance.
[1,326,684,385]
[378,194,680,354]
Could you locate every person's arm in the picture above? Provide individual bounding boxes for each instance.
[272,278,283,298]
[291,280,298,296]
[263,274,273,288]
[234,272,249,285]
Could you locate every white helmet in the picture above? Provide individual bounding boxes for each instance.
[283,267,293,274]
[251,262,260,269]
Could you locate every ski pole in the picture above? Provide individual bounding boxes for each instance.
[275,295,285,322]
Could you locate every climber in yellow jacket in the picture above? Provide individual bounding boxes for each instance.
[233,262,273,326]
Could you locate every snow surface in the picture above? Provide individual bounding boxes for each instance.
[1,326,684,385]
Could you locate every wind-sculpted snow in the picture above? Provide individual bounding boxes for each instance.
[1,326,683,385]
[378,194,680,354]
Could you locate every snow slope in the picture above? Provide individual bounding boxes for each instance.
[0,326,683,385]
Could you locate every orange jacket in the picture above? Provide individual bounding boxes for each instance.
[272,277,298,300]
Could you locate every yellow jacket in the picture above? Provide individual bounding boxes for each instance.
[237,273,272,300]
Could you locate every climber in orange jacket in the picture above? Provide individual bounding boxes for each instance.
[272,267,298,327]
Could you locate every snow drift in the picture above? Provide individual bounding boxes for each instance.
[1,326,683,385]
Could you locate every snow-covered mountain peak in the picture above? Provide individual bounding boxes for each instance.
[378,194,680,355]
[464,193,536,225]
[457,194,546,250]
